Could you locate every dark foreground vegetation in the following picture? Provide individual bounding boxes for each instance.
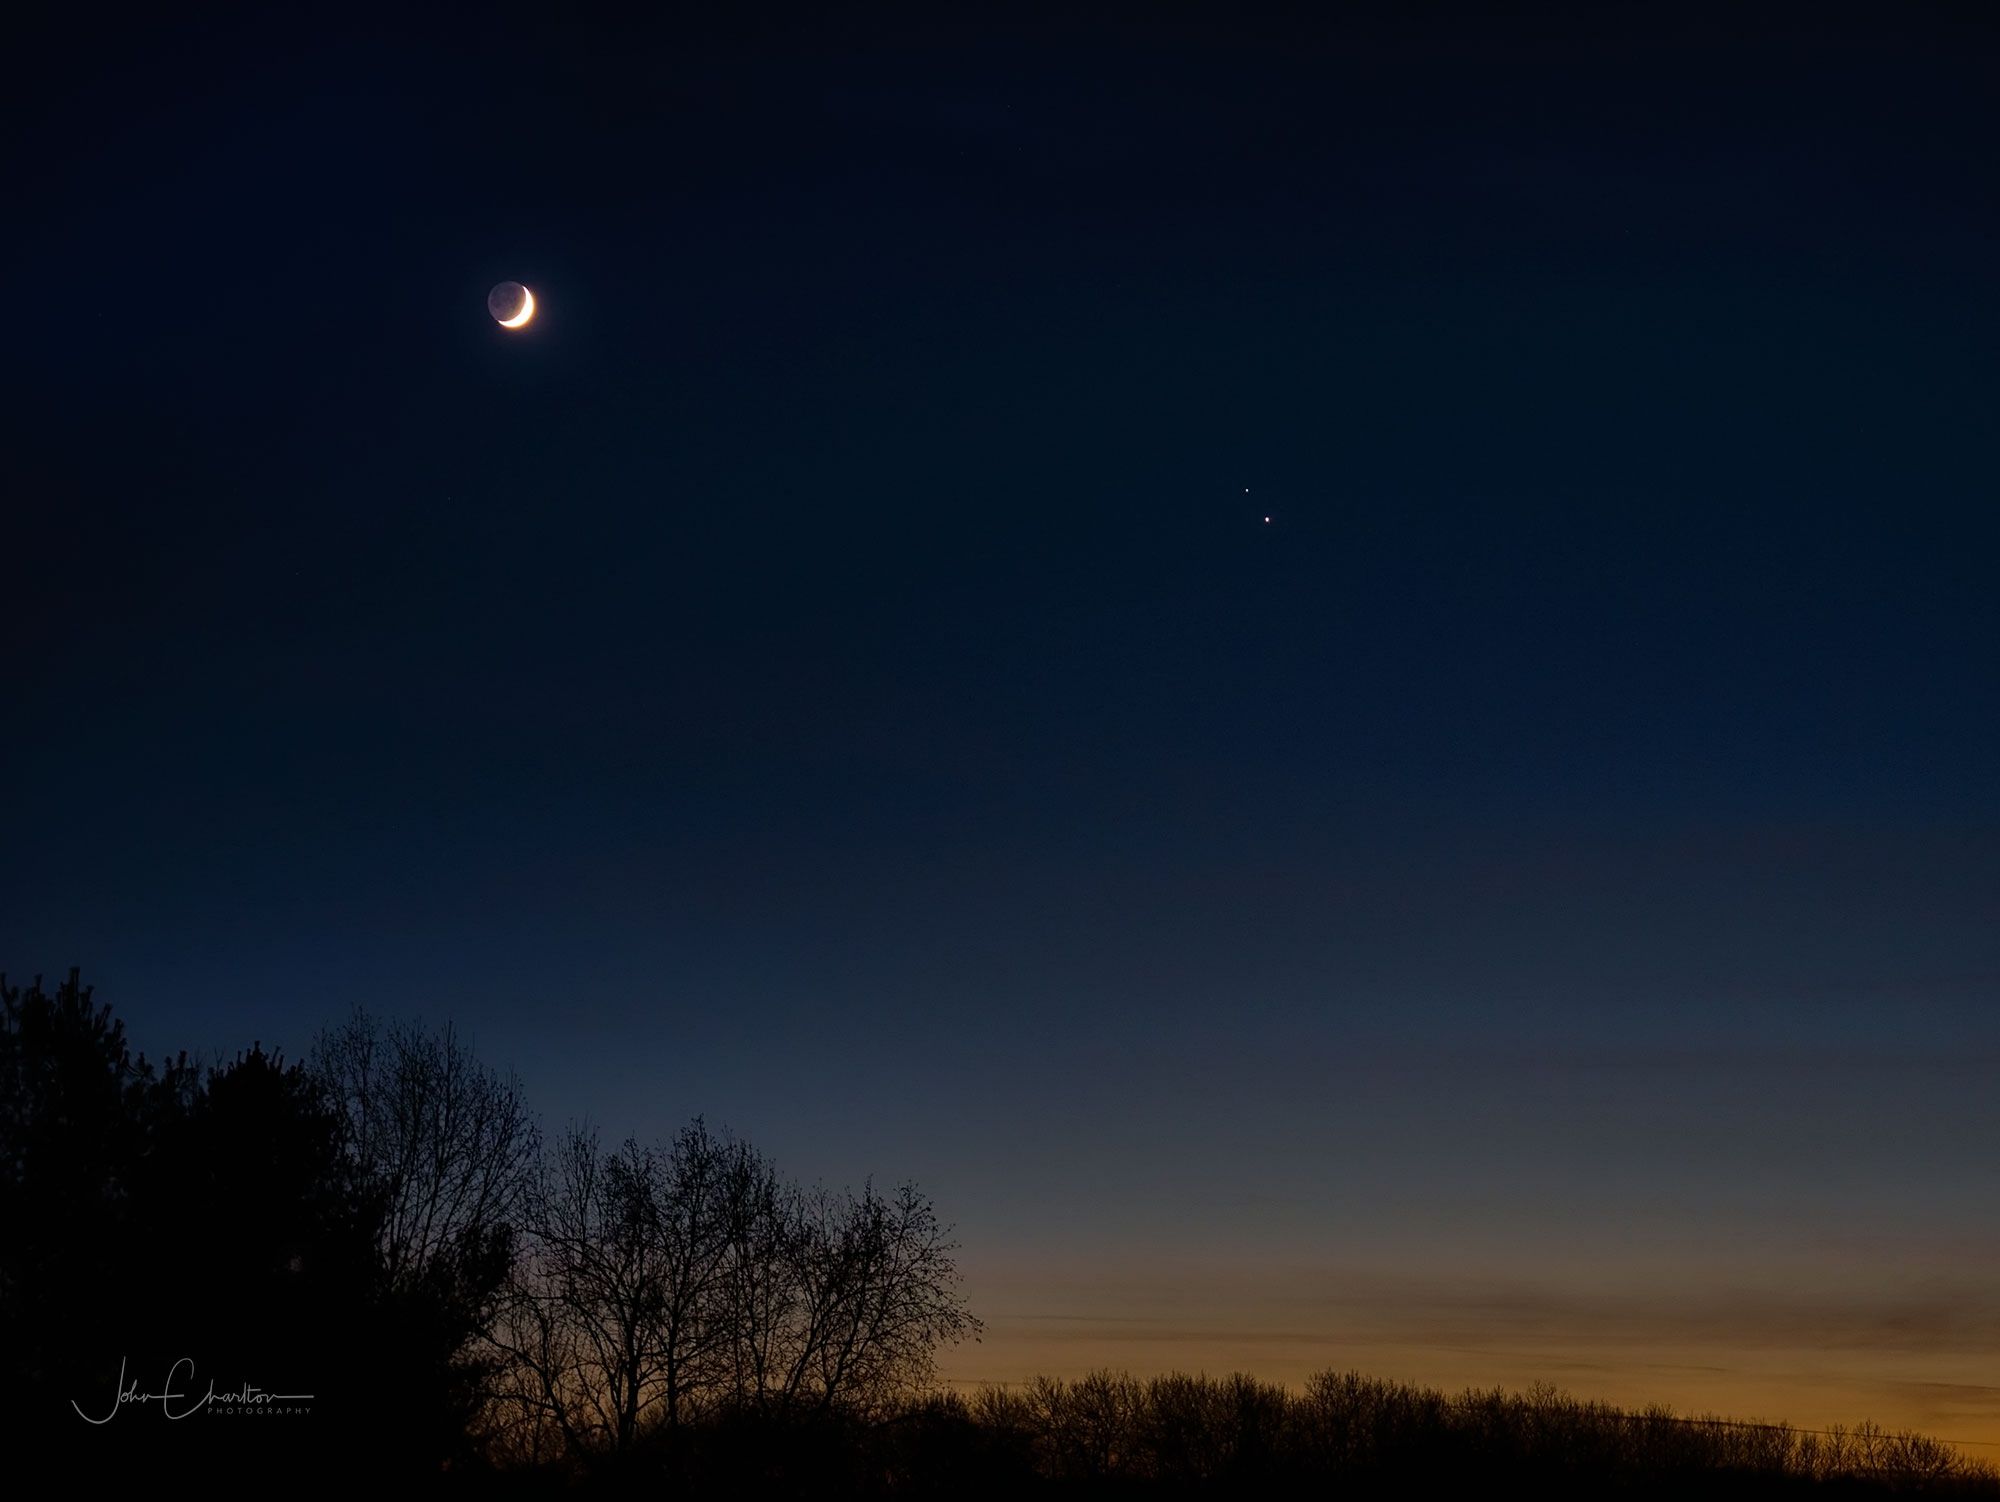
[853,1371,2000,1499]
[4,969,1994,1496]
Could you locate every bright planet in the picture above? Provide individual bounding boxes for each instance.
[488,281,535,329]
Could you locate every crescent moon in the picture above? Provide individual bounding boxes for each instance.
[498,286,536,329]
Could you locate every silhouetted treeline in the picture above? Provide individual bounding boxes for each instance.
[461,1369,2000,1498]
[0,971,977,1484]
[7,970,1995,1496]
[483,1370,2000,1498]
[918,1370,2000,1499]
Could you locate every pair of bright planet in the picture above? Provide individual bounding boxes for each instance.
[487,281,536,329]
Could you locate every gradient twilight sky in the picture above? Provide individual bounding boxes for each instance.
[9,5,1998,1445]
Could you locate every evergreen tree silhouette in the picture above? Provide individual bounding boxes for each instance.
[0,972,500,1482]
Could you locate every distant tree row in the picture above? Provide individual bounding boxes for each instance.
[948,1370,2000,1494]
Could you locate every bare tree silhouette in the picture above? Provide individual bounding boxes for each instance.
[310,1008,541,1465]
[749,1177,983,1419]
[312,1009,538,1302]
[498,1125,667,1456]
[487,1117,981,1467]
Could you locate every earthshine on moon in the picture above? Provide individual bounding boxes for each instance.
[488,282,535,329]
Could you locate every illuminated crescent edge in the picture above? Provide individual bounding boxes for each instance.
[498,286,536,328]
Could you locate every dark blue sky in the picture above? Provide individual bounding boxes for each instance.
[8,4,1998,1435]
